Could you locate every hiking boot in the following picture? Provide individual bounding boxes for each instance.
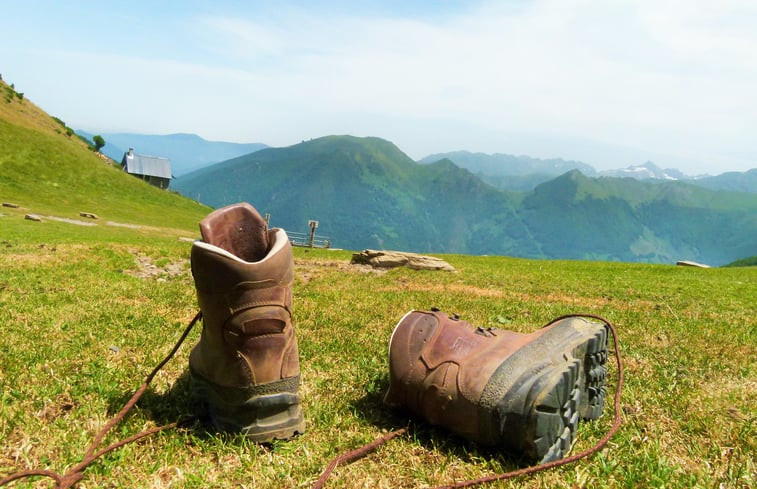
[188,202,305,442]
[385,309,608,462]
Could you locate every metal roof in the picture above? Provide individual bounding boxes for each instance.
[123,154,172,179]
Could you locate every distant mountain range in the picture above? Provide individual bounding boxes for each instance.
[688,168,757,194]
[418,151,597,192]
[598,161,687,180]
[76,131,267,176]
[421,151,757,194]
[173,135,757,265]
[77,131,756,194]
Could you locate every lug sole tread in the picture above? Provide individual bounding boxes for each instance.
[190,371,305,443]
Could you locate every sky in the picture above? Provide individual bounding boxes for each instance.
[1,0,756,175]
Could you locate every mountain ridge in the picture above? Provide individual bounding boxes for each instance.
[175,136,757,265]
[420,150,756,193]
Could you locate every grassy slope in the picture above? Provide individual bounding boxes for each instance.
[0,80,210,230]
[1,83,755,488]
[0,216,754,488]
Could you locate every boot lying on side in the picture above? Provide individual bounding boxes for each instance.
[385,309,608,462]
[189,202,305,442]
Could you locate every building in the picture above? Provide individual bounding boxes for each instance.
[121,148,172,189]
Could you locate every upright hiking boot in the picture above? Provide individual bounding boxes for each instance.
[189,202,305,442]
[385,309,608,462]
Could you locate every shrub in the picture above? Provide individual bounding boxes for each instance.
[93,135,105,151]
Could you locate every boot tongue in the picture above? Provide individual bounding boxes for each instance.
[199,203,269,262]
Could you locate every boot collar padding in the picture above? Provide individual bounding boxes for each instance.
[387,310,417,361]
[193,228,289,264]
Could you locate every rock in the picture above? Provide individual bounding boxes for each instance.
[106,221,141,229]
[2,202,19,208]
[79,212,99,219]
[351,249,455,271]
[24,214,42,222]
[676,260,711,268]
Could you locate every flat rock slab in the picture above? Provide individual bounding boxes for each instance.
[676,260,711,268]
[45,215,97,226]
[79,212,99,219]
[351,249,455,271]
[2,202,19,208]
[24,214,42,222]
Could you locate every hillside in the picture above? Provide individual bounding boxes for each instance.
[76,131,268,176]
[175,136,537,255]
[176,137,757,266]
[0,78,209,229]
[522,170,757,263]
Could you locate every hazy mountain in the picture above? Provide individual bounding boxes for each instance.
[175,136,757,266]
[685,168,757,194]
[598,162,757,194]
[76,131,267,176]
[418,150,597,191]
[599,161,687,180]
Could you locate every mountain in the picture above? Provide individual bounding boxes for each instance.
[175,136,757,266]
[598,162,757,194]
[0,79,209,228]
[175,136,537,255]
[418,150,598,191]
[685,169,757,194]
[521,170,757,264]
[76,131,267,176]
[599,161,687,180]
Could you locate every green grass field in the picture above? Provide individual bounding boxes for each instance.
[1,203,754,489]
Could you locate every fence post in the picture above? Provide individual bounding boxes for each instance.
[308,220,319,248]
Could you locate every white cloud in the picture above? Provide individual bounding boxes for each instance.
[2,0,755,173]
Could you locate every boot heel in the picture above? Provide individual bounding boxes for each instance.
[497,358,583,463]
[577,324,608,420]
[191,371,305,442]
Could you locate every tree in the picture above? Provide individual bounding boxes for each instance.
[93,135,105,152]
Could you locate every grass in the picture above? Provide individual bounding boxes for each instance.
[0,205,755,489]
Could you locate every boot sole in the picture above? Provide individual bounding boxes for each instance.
[482,318,608,462]
[190,370,305,442]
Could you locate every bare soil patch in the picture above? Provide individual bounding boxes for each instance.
[124,253,189,280]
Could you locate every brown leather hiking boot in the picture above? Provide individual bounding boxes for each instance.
[385,309,608,462]
[189,202,305,441]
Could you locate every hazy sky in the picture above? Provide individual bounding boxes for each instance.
[2,0,756,174]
